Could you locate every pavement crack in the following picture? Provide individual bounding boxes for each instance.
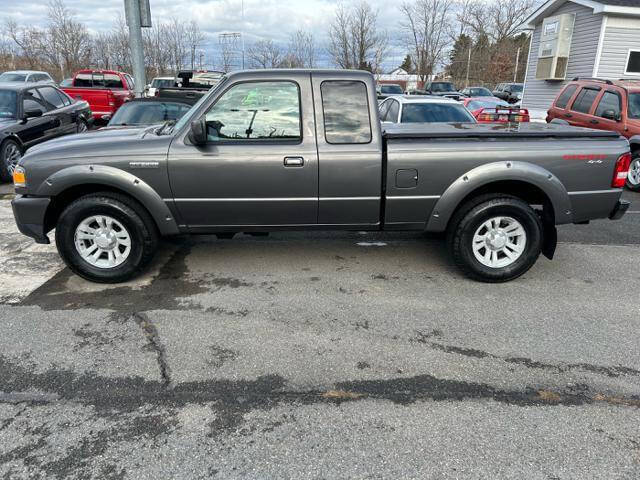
[133,312,172,389]
[0,404,28,433]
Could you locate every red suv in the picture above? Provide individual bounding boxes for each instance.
[546,78,640,190]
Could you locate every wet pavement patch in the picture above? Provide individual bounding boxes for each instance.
[412,331,640,379]
[18,241,208,312]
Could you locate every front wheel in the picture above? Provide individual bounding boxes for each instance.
[55,193,159,283]
[447,195,543,282]
[626,154,640,191]
[0,139,22,183]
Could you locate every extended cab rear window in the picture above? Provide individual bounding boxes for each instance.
[571,87,600,114]
[321,80,372,144]
[555,84,577,109]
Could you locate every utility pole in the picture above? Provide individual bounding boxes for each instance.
[513,47,521,82]
[241,0,245,69]
[465,48,471,88]
[124,0,150,97]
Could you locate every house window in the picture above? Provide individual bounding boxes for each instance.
[626,50,640,76]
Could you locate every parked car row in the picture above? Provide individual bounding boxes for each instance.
[377,82,523,104]
[0,82,92,181]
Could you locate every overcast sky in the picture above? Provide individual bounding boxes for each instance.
[3,0,409,70]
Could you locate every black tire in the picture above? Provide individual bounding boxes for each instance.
[447,194,543,283]
[55,192,159,283]
[76,118,89,133]
[0,139,22,183]
[625,153,640,192]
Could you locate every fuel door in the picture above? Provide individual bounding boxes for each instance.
[395,169,418,189]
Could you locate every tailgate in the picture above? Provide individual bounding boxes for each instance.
[62,88,112,114]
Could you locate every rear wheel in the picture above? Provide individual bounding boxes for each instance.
[0,139,22,183]
[626,154,640,191]
[447,195,543,282]
[55,193,159,283]
[76,118,89,133]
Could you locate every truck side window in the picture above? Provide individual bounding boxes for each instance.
[74,73,93,87]
[555,84,577,109]
[204,81,301,142]
[571,87,600,114]
[321,80,371,144]
[595,91,621,118]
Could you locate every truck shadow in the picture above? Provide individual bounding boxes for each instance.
[18,232,458,312]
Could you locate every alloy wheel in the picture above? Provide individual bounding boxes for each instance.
[472,216,527,268]
[4,143,21,176]
[74,215,132,269]
[628,158,640,186]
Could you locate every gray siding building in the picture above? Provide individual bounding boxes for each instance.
[522,0,640,110]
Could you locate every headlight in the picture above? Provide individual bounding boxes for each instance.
[13,166,26,188]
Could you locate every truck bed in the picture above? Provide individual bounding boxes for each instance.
[382,122,621,139]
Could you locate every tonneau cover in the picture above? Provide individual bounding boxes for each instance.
[383,122,621,139]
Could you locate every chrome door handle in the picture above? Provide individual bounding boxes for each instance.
[284,156,304,167]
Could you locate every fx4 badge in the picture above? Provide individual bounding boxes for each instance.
[563,154,607,161]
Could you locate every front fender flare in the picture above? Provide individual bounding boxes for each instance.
[36,164,179,236]
[425,161,573,232]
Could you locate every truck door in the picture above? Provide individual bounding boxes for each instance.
[167,72,318,228]
[311,73,383,226]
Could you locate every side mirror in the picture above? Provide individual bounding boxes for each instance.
[24,109,43,119]
[188,118,207,146]
[601,109,620,121]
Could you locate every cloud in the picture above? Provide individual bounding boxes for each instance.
[1,0,409,70]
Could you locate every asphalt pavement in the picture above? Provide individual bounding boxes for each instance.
[1,184,639,479]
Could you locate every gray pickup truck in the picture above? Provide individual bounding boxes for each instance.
[11,69,631,283]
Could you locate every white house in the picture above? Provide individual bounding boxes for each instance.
[521,0,640,110]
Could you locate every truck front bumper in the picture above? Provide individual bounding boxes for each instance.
[11,195,51,244]
[609,199,630,220]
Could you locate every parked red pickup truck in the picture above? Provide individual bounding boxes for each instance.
[61,70,135,122]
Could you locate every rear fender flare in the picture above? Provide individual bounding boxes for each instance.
[36,164,179,235]
[426,161,573,232]
[629,135,640,154]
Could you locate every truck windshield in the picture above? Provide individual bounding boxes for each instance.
[511,84,523,93]
[0,90,18,119]
[629,93,640,119]
[401,103,476,123]
[151,79,174,88]
[430,83,456,92]
[109,101,191,126]
[0,73,27,82]
[381,85,403,94]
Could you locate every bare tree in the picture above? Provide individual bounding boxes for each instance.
[143,20,172,77]
[287,30,315,68]
[185,20,205,70]
[166,18,187,72]
[3,18,46,69]
[399,0,455,82]
[328,1,388,72]
[248,39,282,68]
[45,0,92,77]
[460,0,536,43]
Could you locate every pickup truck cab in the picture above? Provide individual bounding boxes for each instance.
[11,69,631,283]
[61,70,135,122]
